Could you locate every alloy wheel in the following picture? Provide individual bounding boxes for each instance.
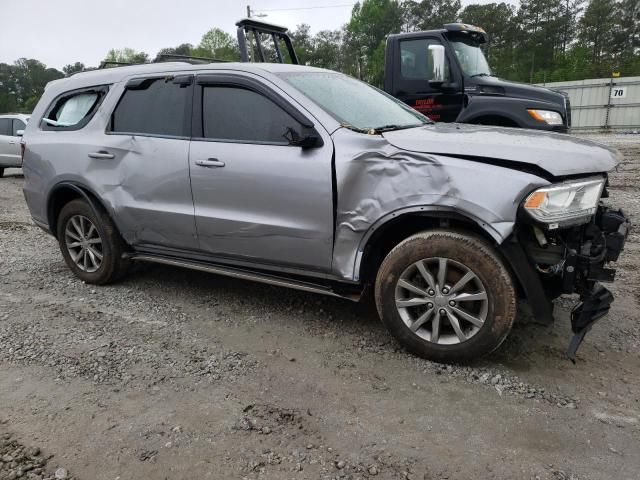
[395,257,489,345]
[65,215,104,273]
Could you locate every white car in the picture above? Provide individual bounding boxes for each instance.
[0,114,29,177]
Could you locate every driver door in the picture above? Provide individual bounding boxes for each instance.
[189,74,334,273]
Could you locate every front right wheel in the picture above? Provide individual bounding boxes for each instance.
[375,230,516,363]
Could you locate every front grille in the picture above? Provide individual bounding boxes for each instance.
[565,95,572,127]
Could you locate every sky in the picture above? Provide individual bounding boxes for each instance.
[0,0,518,70]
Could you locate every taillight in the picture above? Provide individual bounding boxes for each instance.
[20,142,25,161]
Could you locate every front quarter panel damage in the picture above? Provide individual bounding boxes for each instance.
[330,128,550,280]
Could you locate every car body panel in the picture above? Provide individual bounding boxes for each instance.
[21,62,621,285]
[382,123,620,177]
[329,127,551,279]
[189,139,335,272]
[0,114,29,168]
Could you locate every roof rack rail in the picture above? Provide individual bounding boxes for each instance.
[236,18,298,65]
[153,53,227,64]
[98,61,134,69]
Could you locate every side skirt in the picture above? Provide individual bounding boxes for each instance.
[130,254,362,302]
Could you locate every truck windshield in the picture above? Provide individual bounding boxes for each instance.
[278,72,430,131]
[448,37,491,77]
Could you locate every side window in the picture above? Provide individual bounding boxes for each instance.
[111,77,192,137]
[202,86,301,144]
[0,119,10,136]
[42,88,107,130]
[400,39,451,82]
[12,119,26,136]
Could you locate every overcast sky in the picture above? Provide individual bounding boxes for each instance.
[1,0,518,70]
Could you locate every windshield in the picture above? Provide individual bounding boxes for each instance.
[278,72,430,131]
[449,37,491,77]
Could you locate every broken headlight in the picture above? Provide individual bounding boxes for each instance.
[523,177,605,229]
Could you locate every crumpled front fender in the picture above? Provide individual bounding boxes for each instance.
[330,128,550,280]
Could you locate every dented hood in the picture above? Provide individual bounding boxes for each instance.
[382,123,620,177]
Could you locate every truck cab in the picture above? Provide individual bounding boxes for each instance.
[384,23,571,132]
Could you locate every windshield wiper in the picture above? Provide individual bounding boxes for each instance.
[470,73,492,78]
[340,122,426,135]
[372,123,425,133]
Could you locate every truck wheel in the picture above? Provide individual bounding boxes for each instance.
[56,199,130,285]
[375,230,516,363]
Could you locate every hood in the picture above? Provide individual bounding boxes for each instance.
[382,123,620,178]
[471,76,566,107]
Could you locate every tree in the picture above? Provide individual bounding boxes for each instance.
[310,30,345,71]
[611,0,640,63]
[401,0,462,32]
[291,24,315,65]
[156,43,195,59]
[346,0,404,84]
[0,59,63,113]
[63,62,86,76]
[458,3,517,77]
[104,48,150,65]
[197,28,239,60]
[578,0,616,63]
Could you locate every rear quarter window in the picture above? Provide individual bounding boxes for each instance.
[42,86,109,131]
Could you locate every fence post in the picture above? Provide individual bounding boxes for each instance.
[604,76,613,130]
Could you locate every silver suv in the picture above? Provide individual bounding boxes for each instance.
[22,62,630,362]
[0,113,29,177]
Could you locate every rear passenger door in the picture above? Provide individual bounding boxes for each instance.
[189,73,334,273]
[98,75,198,250]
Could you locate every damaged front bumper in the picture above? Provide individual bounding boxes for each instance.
[503,204,631,361]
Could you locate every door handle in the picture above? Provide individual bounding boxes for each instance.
[8,141,16,145]
[88,151,115,160]
[195,158,225,168]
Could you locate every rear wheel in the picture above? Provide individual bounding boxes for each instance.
[375,230,516,363]
[56,199,130,284]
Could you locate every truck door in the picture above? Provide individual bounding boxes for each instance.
[388,37,463,122]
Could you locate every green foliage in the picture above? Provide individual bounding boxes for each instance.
[0,59,64,113]
[346,0,404,84]
[62,62,86,76]
[157,43,195,59]
[104,48,150,65]
[402,0,462,31]
[197,28,239,60]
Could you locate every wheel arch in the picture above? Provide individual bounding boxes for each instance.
[47,182,113,239]
[354,207,508,285]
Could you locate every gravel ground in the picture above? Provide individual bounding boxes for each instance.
[0,133,639,480]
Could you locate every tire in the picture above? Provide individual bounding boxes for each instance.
[0,168,4,178]
[56,199,130,284]
[375,230,516,363]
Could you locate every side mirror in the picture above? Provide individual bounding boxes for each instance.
[15,130,24,137]
[427,44,446,86]
[284,127,324,149]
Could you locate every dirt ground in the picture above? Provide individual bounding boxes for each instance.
[1,133,639,480]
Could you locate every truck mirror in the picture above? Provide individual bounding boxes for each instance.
[427,44,446,84]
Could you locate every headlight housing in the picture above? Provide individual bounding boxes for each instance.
[523,178,605,229]
[527,109,564,126]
